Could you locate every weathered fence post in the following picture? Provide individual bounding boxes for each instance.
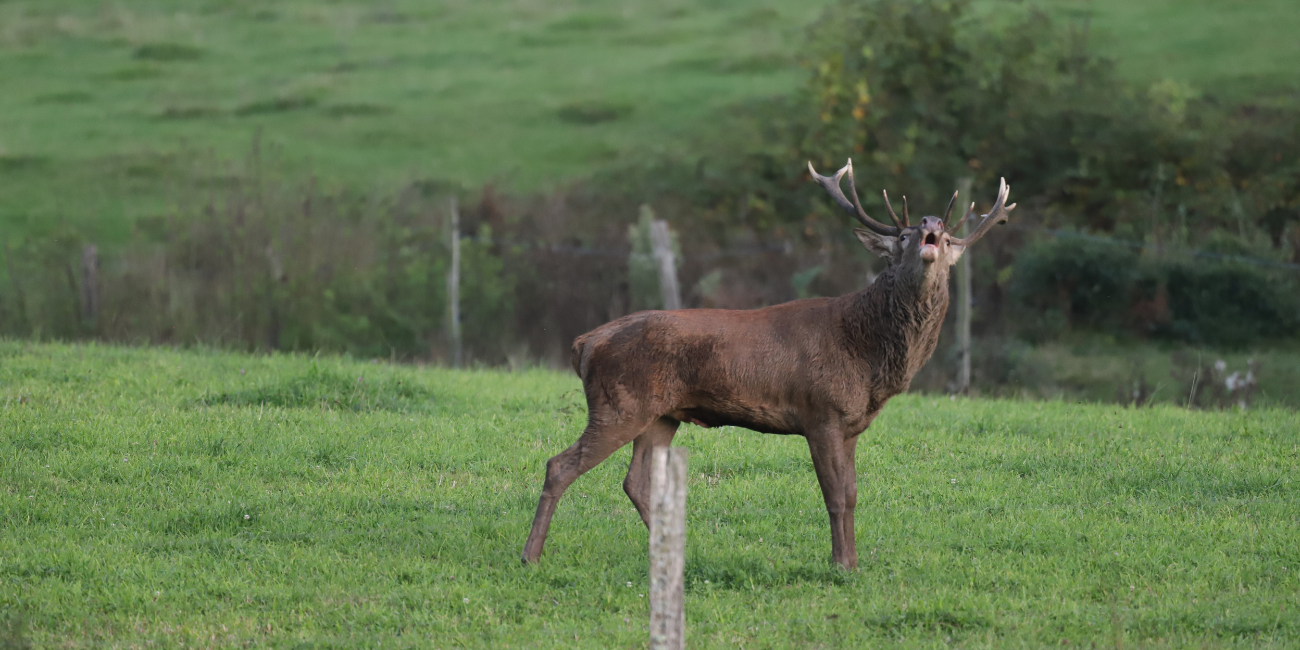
[954,178,973,395]
[80,244,99,331]
[649,219,681,311]
[447,196,462,368]
[649,446,688,650]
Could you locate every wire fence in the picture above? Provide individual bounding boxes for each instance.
[487,224,1300,272]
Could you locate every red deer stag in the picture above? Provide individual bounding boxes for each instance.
[522,159,1014,569]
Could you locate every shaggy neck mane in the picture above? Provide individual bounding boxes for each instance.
[836,263,951,394]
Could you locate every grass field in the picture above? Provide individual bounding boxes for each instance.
[1,0,1297,242]
[2,342,1297,648]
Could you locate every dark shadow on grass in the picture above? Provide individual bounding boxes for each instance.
[198,365,435,413]
[235,95,319,116]
[718,53,790,74]
[6,426,65,453]
[0,562,72,581]
[1133,609,1291,639]
[322,102,394,117]
[0,610,31,650]
[160,505,259,536]
[0,155,49,173]
[156,104,223,120]
[864,608,993,633]
[34,91,93,104]
[133,43,205,62]
[557,100,633,125]
[105,65,163,81]
[547,12,626,32]
[1107,465,1288,500]
[685,556,856,590]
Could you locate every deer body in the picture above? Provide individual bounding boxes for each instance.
[522,160,1013,568]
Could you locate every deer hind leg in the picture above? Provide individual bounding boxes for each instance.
[521,413,655,564]
[807,431,860,570]
[622,417,680,528]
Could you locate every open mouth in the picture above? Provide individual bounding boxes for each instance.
[920,231,939,262]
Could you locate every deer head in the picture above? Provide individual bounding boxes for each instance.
[808,159,1015,280]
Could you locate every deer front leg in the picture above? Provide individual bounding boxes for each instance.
[807,431,860,569]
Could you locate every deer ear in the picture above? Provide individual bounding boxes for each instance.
[947,241,967,266]
[854,228,898,261]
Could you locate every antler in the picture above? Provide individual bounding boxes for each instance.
[950,201,975,233]
[949,177,1016,246]
[941,190,958,225]
[881,190,907,228]
[807,159,900,236]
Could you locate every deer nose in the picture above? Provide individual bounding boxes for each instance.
[920,216,944,232]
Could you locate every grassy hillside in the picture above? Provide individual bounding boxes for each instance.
[2,342,1297,647]
[1030,0,1300,99]
[0,0,829,242]
[0,0,1296,243]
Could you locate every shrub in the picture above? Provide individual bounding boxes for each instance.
[1007,235,1299,348]
[1163,262,1299,348]
[1007,236,1140,337]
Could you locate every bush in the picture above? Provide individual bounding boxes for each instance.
[798,0,1146,211]
[1008,235,1299,348]
[1163,262,1299,348]
[1007,236,1140,338]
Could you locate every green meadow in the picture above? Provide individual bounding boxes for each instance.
[1,0,1297,241]
[2,342,1297,647]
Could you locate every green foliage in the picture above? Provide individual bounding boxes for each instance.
[2,343,1299,647]
[797,0,1300,244]
[1007,236,1140,337]
[802,0,1091,205]
[1165,262,1300,348]
[457,227,518,361]
[1007,235,1299,348]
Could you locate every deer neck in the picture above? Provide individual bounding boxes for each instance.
[837,264,951,392]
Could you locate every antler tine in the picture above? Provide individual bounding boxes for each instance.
[942,190,958,226]
[950,177,1016,246]
[807,160,900,236]
[880,190,904,228]
[902,195,910,227]
[951,201,976,233]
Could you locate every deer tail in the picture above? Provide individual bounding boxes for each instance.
[571,333,595,381]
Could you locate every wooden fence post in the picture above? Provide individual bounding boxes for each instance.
[649,219,681,311]
[954,178,972,395]
[80,244,99,331]
[447,196,462,369]
[649,446,688,650]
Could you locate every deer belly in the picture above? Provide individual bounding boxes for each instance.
[673,407,798,435]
